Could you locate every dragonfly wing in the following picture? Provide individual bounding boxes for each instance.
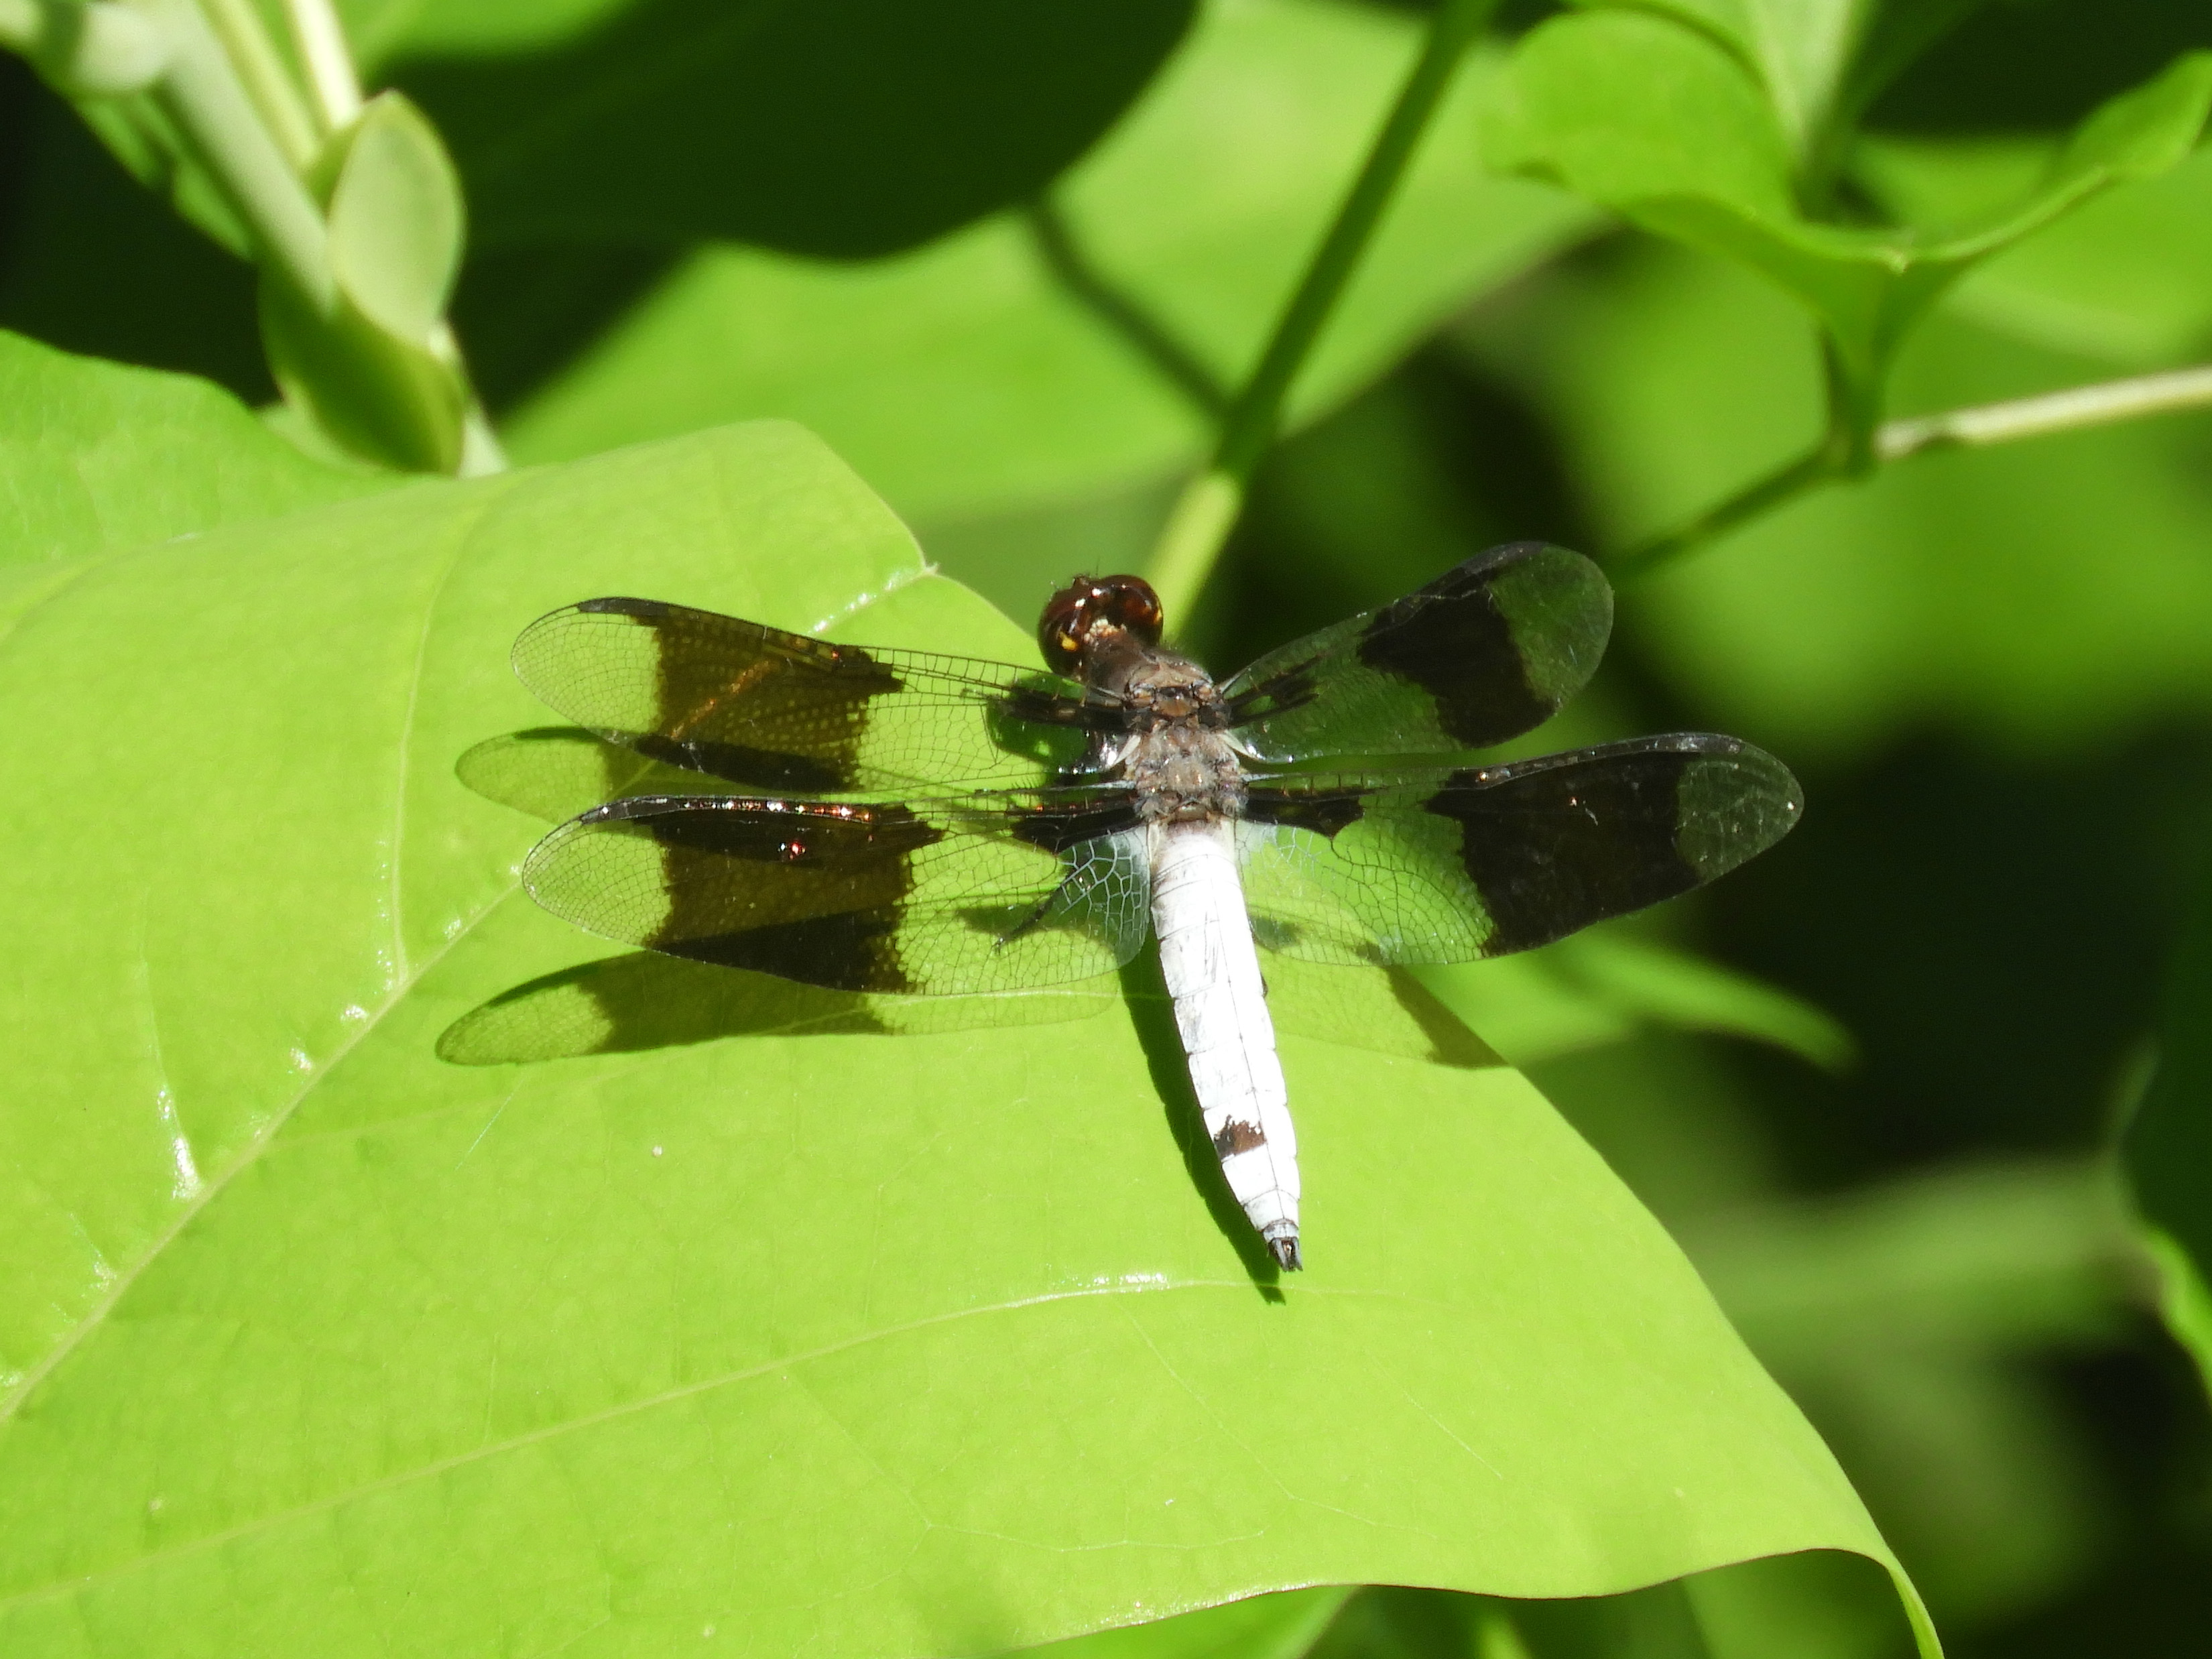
[1221,542,1612,763]
[513,597,1125,792]
[521,786,1152,995]
[1237,736,1801,964]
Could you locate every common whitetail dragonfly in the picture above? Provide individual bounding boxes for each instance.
[511,542,1800,1271]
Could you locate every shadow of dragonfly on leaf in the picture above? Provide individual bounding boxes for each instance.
[445,725,1504,1284]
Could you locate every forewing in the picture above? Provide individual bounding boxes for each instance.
[513,597,1123,792]
[521,787,1150,995]
[1221,542,1612,763]
[1238,735,1800,965]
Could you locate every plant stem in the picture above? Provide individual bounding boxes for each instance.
[1147,474,1244,627]
[198,0,319,168]
[1607,445,1842,582]
[281,0,359,133]
[1148,0,1494,629]
[434,321,510,476]
[1878,363,2212,460]
[0,0,170,95]
[149,0,332,306]
[1613,361,2212,580]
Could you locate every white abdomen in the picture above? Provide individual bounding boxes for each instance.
[1149,819,1301,1269]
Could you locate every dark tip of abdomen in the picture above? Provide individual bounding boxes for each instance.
[1266,1232,1303,1272]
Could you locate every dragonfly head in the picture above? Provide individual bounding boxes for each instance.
[1040,573,1164,674]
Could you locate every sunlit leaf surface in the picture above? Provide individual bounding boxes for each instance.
[0,420,1926,1655]
[1572,0,1880,157]
[0,330,387,568]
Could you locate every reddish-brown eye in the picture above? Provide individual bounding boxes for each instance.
[1037,573,1164,671]
[1097,575,1163,645]
[1038,577,1095,672]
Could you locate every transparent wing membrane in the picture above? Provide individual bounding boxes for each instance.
[1222,542,1613,763]
[1239,736,1801,965]
[523,788,1150,995]
[513,597,1125,793]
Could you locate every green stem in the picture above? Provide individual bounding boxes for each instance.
[198,0,318,168]
[432,322,509,476]
[280,0,359,132]
[1607,445,1841,582]
[1878,363,2212,460]
[1613,359,2212,580]
[0,0,169,96]
[1611,328,1862,580]
[1148,0,1494,629]
[1147,473,1245,631]
[145,0,332,307]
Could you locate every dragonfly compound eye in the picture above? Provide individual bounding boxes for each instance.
[1037,573,1165,671]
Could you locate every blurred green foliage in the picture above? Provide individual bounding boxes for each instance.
[6,0,2212,1655]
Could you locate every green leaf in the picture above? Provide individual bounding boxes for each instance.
[1857,139,2212,368]
[382,0,1197,258]
[1456,239,2212,759]
[259,272,467,472]
[320,91,465,350]
[0,420,1929,1655]
[1028,1585,1350,1659]
[1416,932,1854,1072]
[1483,12,2212,412]
[1693,1161,2131,1363]
[1570,0,1880,159]
[0,328,387,567]
[1284,1554,1912,1659]
[501,0,1599,528]
[255,92,474,475]
[339,0,631,62]
[2122,847,2212,1398]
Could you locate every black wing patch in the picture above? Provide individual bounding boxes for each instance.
[513,597,1129,793]
[521,787,1150,995]
[1237,735,1800,963]
[1221,542,1612,763]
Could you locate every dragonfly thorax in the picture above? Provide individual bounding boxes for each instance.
[1087,641,1243,823]
[1126,722,1246,824]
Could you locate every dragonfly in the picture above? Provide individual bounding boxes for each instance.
[510,542,1800,1271]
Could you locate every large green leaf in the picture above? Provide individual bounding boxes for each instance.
[1032,1548,1916,1659]
[499,0,1598,526]
[0,420,1929,1654]
[1482,11,2212,411]
[0,330,387,567]
[1030,1585,1350,1659]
